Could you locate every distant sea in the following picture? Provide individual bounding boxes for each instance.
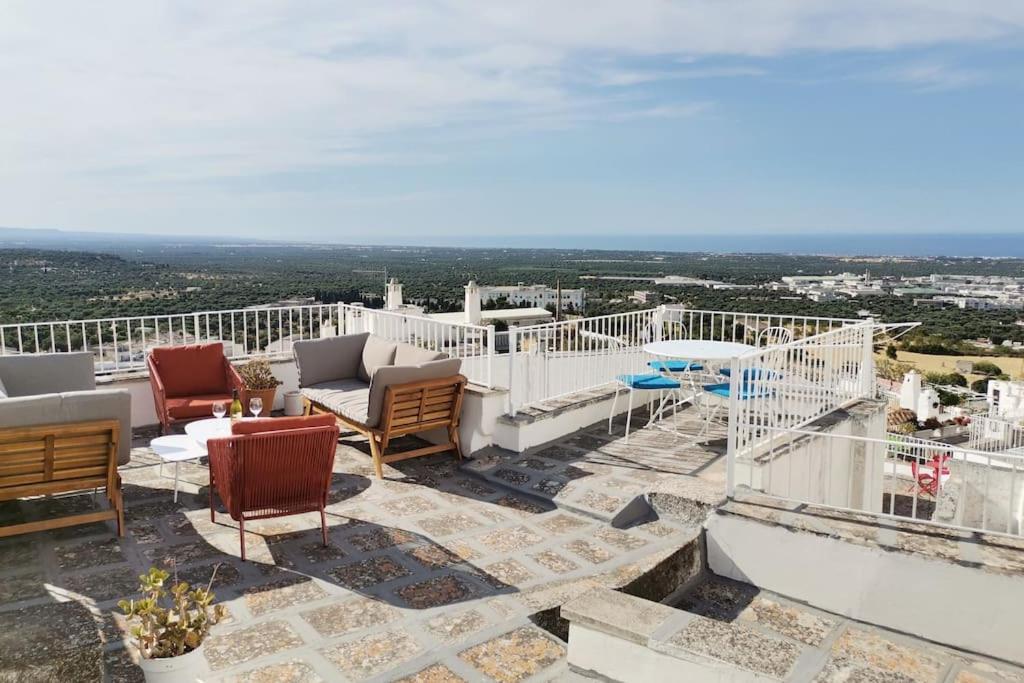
[386,233,1024,258]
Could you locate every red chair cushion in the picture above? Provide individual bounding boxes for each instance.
[151,344,228,397]
[231,414,336,435]
[166,394,235,420]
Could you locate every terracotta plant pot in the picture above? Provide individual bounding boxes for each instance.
[138,644,208,682]
[246,387,277,416]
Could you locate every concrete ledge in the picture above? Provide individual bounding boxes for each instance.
[563,588,678,646]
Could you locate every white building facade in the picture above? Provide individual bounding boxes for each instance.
[478,283,585,312]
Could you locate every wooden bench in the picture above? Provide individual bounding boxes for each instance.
[306,375,466,478]
[0,419,124,538]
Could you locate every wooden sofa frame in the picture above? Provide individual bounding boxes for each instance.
[0,419,124,538]
[304,374,467,478]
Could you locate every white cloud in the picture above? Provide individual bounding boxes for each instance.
[0,1,1021,230]
[867,62,988,91]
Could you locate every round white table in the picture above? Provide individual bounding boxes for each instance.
[184,417,233,448]
[643,340,755,360]
[149,434,207,502]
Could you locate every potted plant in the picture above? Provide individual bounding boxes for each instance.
[238,359,282,416]
[119,565,225,682]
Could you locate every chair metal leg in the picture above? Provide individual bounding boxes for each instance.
[608,386,620,435]
[320,508,328,547]
[624,388,634,444]
[239,518,246,562]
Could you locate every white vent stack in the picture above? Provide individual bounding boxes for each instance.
[464,280,482,325]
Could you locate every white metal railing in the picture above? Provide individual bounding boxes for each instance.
[725,320,878,477]
[968,415,1024,454]
[0,302,496,387]
[731,425,1024,538]
[506,306,863,414]
[506,308,669,413]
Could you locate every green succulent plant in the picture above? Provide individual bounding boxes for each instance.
[238,359,282,390]
[118,564,226,659]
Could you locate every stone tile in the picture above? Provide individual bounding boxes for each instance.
[532,478,569,497]
[595,527,649,551]
[394,574,477,609]
[471,505,509,524]
[831,627,946,683]
[424,608,489,644]
[301,596,400,637]
[395,664,467,683]
[322,629,422,680]
[348,527,417,552]
[458,626,566,683]
[678,577,760,620]
[243,577,327,617]
[62,565,140,603]
[380,495,439,516]
[814,656,917,683]
[103,646,144,682]
[417,512,483,537]
[123,499,184,524]
[530,550,579,574]
[477,525,543,552]
[238,660,323,683]
[636,521,678,538]
[563,539,614,564]
[455,478,497,497]
[958,661,1024,683]
[534,445,584,462]
[329,556,411,589]
[481,559,536,587]
[0,572,49,602]
[667,616,801,679]
[442,540,482,561]
[574,490,626,514]
[54,538,125,570]
[143,539,225,566]
[493,468,532,486]
[493,495,548,516]
[738,596,836,646]
[0,540,38,571]
[177,561,242,590]
[537,513,590,534]
[513,457,560,471]
[299,541,347,564]
[0,600,105,679]
[405,543,465,570]
[204,620,304,670]
[518,577,603,611]
[127,521,163,545]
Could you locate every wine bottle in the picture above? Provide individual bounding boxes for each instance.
[230,389,243,420]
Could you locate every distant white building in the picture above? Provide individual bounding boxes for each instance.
[478,283,585,312]
[988,379,1024,422]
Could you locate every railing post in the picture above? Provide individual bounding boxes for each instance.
[653,305,665,343]
[861,319,876,398]
[725,354,741,498]
[486,324,496,389]
[508,327,518,416]
[192,313,201,343]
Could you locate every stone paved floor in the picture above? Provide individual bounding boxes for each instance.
[0,411,711,682]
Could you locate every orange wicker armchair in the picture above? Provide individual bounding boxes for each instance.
[147,343,246,434]
[207,415,339,561]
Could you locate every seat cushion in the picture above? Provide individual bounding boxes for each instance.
[616,373,680,390]
[367,358,463,427]
[231,414,336,435]
[165,393,235,420]
[293,333,369,386]
[648,360,703,373]
[301,379,373,427]
[394,342,447,367]
[151,343,228,397]
[702,382,772,400]
[358,336,398,383]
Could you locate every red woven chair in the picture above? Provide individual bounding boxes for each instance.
[207,415,339,561]
[909,452,952,498]
[147,343,246,434]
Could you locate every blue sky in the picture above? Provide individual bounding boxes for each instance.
[1,2,1022,243]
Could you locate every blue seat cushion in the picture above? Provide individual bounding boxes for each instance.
[617,373,681,390]
[720,367,779,380]
[648,360,703,373]
[702,382,773,400]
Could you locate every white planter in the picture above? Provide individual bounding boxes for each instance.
[283,390,305,416]
[138,644,208,683]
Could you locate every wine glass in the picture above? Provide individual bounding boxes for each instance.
[212,401,227,419]
[249,397,263,418]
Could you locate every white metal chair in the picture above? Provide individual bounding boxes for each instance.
[608,373,682,444]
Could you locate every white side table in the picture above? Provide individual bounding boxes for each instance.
[150,435,207,502]
[184,417,233,448]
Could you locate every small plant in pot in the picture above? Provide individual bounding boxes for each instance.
[238,358,282,416]
[119,564,225,682]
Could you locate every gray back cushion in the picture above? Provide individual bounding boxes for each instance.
[293,333,368,387]
[0,373,6,399]
[0,353,96,397]
[358,336,398,383]
[366,358,462,426]
[394,343,447,366]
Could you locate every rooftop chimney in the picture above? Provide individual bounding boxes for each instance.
[385,278,403,311]
[464,280,482,325]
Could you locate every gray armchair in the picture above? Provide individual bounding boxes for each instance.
[0,353,132,465]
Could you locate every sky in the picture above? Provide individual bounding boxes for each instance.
[1,1,1023,244]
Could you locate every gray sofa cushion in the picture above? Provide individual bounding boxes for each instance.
[0,353,96,397]
[358,336,398,383]
[0,390,133,465]
[0,373,6,399]
[394,342,447,366]
[367,358,463,428]
[293,333,369,387]
[301,379,371,426]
